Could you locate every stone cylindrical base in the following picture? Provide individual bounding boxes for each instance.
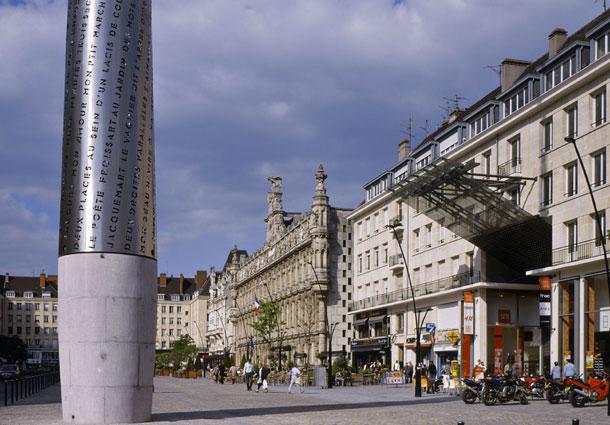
[58,253,157,424]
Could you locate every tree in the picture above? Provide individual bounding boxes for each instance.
[0,335,27,363]
[251,299,286,369]
[170,334,196,369]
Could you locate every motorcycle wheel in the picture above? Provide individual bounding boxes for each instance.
[569,391,586,408]
[462,390,477,404]
[519,392,529,405]
[482,389,497,406]
[546,389,560,404]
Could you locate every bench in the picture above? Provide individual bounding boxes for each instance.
[350,373,364,385]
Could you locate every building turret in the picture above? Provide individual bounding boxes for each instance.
[265,176,286,243]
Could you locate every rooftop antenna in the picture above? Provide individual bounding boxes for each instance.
[400,114,415,147]
[443,94,467,111]
[485,64,502,84]
[419,119,430,137]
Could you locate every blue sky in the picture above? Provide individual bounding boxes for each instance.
[0,0,602,276]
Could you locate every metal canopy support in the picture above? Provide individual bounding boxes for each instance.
[390,158,551,274]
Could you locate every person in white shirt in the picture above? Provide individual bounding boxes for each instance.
[288,366,304,394]
[243,360,254,391]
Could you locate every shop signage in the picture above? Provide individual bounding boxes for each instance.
[405,333,432,348]
[539,276,551,326]
[425,323,436,333]
[385,371,404,385]
[463,292,474,335]
[351,337,389,352]
[435,329,460,345]
[447,330,460,345]
[494,348,503,375]
[585,351,594,369]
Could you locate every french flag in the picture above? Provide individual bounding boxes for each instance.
[254,295,260,316]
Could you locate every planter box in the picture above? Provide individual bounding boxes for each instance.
[187,370,198,379]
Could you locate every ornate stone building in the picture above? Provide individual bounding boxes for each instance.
[231,165,353,367]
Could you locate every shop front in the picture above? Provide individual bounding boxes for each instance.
[434,329,460,373]
[351,336,390,368]
[405,333,433,365]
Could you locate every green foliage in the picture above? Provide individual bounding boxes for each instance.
[332,355,349,377]
[155,352,171,368]
[223,355,232,369]
[169,334,196,368]
[286,360,294,369]
[240,354,247,369]
[250,300,284,344]
[0,335,27,362]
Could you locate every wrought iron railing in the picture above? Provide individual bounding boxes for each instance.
[498,158,521,176]
[551,236,609,265]
[348,271,480,312]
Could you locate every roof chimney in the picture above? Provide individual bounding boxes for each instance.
[500,59,530,92]
[160,273,167,287]
[4,273,9,289]
[398,140,410,162]
[195,270,207,289]
[39,273,46,289]
[179,273,184,294]
[548,28,567,59]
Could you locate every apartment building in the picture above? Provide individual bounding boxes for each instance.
[156,271,209,352]
[1,274,60,366]
[231,165,353,367]
[349,10,610,377]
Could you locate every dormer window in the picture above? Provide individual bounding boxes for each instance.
[42,292,51,298]
[596,31,608,60]
[545,54,576,91]
[157,294,165,301]
[6,290,15,298]
[171,294,180,302]
[183,294,190,301]
[24,291,34,299]
[504,86,529,117]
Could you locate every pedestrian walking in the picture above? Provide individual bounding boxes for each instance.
[426,361,437,394]
[218,363,226,384]
[405,361,413,383]
[229,364,238,384]
[563,358,576,378]
[551,361,561,381]
[288,366,304,394]
[256,364,270,393]
[244,359,254,391]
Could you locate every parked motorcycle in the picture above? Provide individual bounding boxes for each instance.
[461,378,483,404]
[567,372,609,408]
[481,375,529,405]
[545,379,571,404]
[523,375,546,399]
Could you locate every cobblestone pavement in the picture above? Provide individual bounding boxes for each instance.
[1,377,608,424]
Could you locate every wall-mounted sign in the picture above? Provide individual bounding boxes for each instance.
[463,292,474,335]
[539,276,552,326]
[425,323,436,333]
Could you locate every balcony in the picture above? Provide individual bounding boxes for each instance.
[498,158,521,176]
[348,271,480,312]
[551,236,609,266]
[388,254,404,272]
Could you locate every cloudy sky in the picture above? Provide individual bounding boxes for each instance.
[0,0,602,276]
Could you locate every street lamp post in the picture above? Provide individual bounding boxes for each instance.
[565,136,610,417]
[386,221,426,397]
[307,261,335,389]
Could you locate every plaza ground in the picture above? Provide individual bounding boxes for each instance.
[1,377,608,424]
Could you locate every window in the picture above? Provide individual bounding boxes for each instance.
[44,304,49,311]
[596,32,608,60]
[593,210,606,246]
[566,104,578,138]
[177,317,182,325]
[52,304,57,311]
[161,329,166,336]
[438,219,446,243]
[16,303,22,310]
[383,245,388,264]
[177,329,181,336]
[592,149,607,187]
[8,303,13,310]
[169,329,174,336]
[161,306,166,313]
[366,252,370,270]
[44,327,50,335]
[592,89,606,127]
[6,291,15,298]
[358,255,362,273]
[365,218,370,236]
[414,229,420,252]
[8,326,13,335]
[482,151,491,176]
[177,306,182,313]
[161,317,166,325]
[541,172,553,207]
[508,187,521,206]
[171,295,180,301]
[374,249,379,267]
[34,303,40,311]
[357,222,362,240]
[566,221,578,258]
[24,291,33,299]
[565,162,578,196]
[425,224,432,247]
[542,119,553,152]
[157,294,164,301]
[169,306,174,313]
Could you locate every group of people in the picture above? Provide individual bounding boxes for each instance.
[223,360,306,394]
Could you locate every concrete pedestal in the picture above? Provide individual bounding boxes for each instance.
[58,253,157,424]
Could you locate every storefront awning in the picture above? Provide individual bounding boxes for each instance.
[368,316,387,324]
[353,317,368,326]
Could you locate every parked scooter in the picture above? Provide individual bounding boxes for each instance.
[567,372,609,408]
[481,375,529,405]
[461,378,484,404]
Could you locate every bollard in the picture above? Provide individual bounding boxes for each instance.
[572,420,579,425]
[4,381,7,406]
[458,421,465,425]
[10,380,14,404]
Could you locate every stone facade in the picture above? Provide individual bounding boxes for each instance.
[231,165,353,367]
